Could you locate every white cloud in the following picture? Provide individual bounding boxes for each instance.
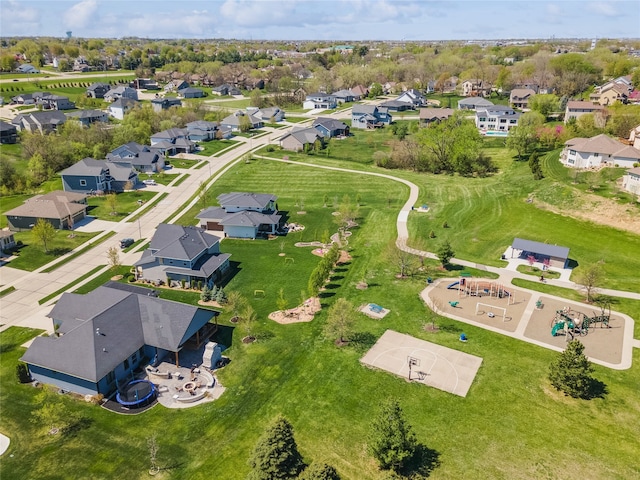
[64,0,99,29]
[0,0,41,36]
[124,12,218,37]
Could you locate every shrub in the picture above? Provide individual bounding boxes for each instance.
[16,363,32,383]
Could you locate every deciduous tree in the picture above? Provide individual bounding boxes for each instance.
[32,218,55,253]
[577,262,604,302]
[323,298,356,344]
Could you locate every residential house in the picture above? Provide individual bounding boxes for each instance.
[21,284,218,396]
[513,82,540,93]
[0,120,18,144]
[86,82,111,99]
[130,78,159,90]
[108,143,165,173]
[220,110,263,132]
[150,128,195,155]
[150,97,182,112]
[460,79,492,97]
[4,191,88,231]
[104,86,138,103]
[332,89,357,104]
[561,134,640,169]
[509,88,536,109]
[622,167,640,196]
[197,192,281,239]
[134,224,231,286]
[476,105,522,133]
[108,98,138,120]
[458,97,494,110]
[186,120,220,141]
[12,111,67,134]
[425,81,436,94]
[0,230,16,253]
[279,127,324,152]
[10,92,39,105]
[312,117,349,138]
[164,80,189,92]
[396,89,426,107]
[211,84,242,96]
[440,76,458,94]
[178,87,205,99]
[419,108,455,127]
[251,106,285,123]
[378,99,413,112]
[16,64,39,74]
[351,85,369,98]
[39,94,75,111]
[66,109,109,127]
[383,82,398,94]
[589,83,630,106]
[564,101,604,123]
[303,92,337,110]
[351,105,392,129]
[60,158,138,193]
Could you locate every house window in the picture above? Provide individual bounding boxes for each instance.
[124,359,129,370]
[570,150,576,155]
[479,117,486,122]
[106,370,115,384]
[79,179,87,186]
[131,351,138,363]
[593,153,599,157]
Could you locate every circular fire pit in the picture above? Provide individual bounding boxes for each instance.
[183,381,197,393]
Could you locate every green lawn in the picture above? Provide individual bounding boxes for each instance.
[6,230,100,271]
[86,191,155,221]
[2,136,640,479]
[516,264,561,279]
[167,158,199,169]
[284,116,312,123]
[206,98,251,108]
[194,139,240,157]
[139,172,179,186]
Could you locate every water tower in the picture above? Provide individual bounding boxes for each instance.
[66,31,72,39]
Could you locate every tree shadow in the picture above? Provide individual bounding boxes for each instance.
[584,378,608,400]
[349,331,377,351]
[438,323,463,334]
[398,444,441,478]
[566,258,579,269]
[324,283,341,290]
[49,247,72,256]
[330,275,344,281]
[62,416,93,438]
[218,261,242,288]
[318,291,336,299]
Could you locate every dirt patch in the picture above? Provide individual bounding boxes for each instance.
[197,300,223,308]
[111,275,123,281]
[269,297,321,324]
[536,193,640,235]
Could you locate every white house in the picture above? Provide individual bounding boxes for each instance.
[564,101,604,124]
[622,167,640,196]
[561,134,640,169]
[475,105,521,133]
[303,93,337,110]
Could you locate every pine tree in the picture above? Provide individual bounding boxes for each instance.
[215,287,227,305]
[299,462,341,480]
[549,339,595,398]
[368,399,418,472]
[247,415,305,480]
[200,284,211,302]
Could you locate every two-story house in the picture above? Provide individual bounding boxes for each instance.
[104,86,139,103]
[564,101,604,123]
[134,224,231,286]
[60,158,138,193]
[351,105,392,129]
[561,134,640,169]
[108,142,165,173]
[476,105,522,133]
[108,98,138,120]
[303,92,337,110]
[509,88,536,109]
[196,192,282,239]
[12,111,67,134]
[312,117,349,138]
[150,128,196,155]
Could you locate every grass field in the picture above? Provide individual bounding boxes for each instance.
[86,191,156,221]
[195,139,240,157]
[7,230,100,271]
[1,130,640,479]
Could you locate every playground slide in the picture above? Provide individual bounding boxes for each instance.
[551,320,574,337]
[447,281,460,289]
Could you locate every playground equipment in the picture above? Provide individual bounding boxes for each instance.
[550,308,595,339]
[475,302,507,322]
[459,333,468,342]
[450,277,515,304]
[449,301,459,308]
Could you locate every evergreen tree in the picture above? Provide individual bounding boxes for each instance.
[549,339,595,398]
[436,240,455,267]
[298,462,341,480]
[200,284,211,302]
[247,415,305,480]
[368,399,418,472]
[216,287,227,304]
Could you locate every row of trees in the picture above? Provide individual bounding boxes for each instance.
[247,399,434,479]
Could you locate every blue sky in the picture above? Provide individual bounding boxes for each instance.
[1,0,639,41]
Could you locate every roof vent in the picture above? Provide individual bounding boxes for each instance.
[102,348,107,353]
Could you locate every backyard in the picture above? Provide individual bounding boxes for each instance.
[1,135,640,479]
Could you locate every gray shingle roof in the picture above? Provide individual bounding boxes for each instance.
[22,285,216,382]
[217,192,277,210]
[149,224,219,261]
[512,238,569,260]
[218,211,281,228]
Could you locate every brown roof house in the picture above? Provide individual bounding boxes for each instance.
[4,191,88,231]
[509,88,536,109]
[561,134,640,169]
[419,108,455,127]
[564,101,604,124]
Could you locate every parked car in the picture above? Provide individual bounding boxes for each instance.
[119,238,134,249]
[143,179,157,186]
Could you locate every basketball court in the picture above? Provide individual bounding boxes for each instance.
[360,330,483,397]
